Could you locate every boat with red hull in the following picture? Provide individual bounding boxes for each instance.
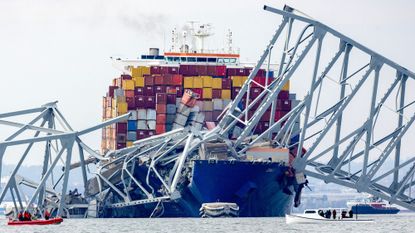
[7,217,63,226]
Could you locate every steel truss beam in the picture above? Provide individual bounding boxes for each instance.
[0,102,129,217]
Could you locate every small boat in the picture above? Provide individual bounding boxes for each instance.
[347,196,400,214]
[286,209,373,224]
[7,217,63,226]
[199,202,239,218]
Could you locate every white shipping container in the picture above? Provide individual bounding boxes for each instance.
[128,110,138,120]
[137,109,147,120]
[166,104,176,114]
[147,120,156,130]
[174,113,188,126]
[246,147,289,164]
[213,99,223,110]
[177,103,191,116]
[146,109,156,120]
[137,120,148,130]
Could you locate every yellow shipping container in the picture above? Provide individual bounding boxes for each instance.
[127,141,133,147]
[231,76,242,87]
[184,77,194,88]
[117,102,128,114]
[134,76,145,87]
[202,76,213,87]
[282,80,290,91]
[131,66,151,77]
[241,76,248,85]
[222,90,231,99]
[193,76,203,88]
[212,78,222,89]
[203,88,212,99]
[122,80,135,90]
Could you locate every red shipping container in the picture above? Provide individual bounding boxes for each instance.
[166,86,176,94]
[250,87,262,99]
[154,75,164,85]
[207,66,216,76]
[167,93,176,104]
[192,88,203,97]
[175,86,183,97]
[137,130,147,140]
[147,130,156,137]
[216,66,226,76]
[156,104,167,114]
[135,87,144,96]
[156,114,166,124]
[275,110,289,121]
[278,90,289,100]
[212,110,222,121]
[121,74,132,80]
[260,110,271,122]
[116,143,126,149]
[108,86,118,98]
[144,86,154,96]
[156,93,167,104]
[126,97,135,110]
[222,78,231,89]
[150,66,161,74]
[280,99,291,111]
[227,68,245,76]
[146,96,156,109]
[145,76,154,86]
[135,95,145,108]
[212,89,221,99]
[232,87,241,99]
[164,74,173,85]
[156,124,166,134]
[154,85,166,93]
[172,74,183,85]
[197,65,208,75]
[116,122,127,133]
[124,90,134,98]
[204,111,213,122]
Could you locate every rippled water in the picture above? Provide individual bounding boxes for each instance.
[0,213,413,233]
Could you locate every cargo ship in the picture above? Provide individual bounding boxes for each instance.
[93,23,301,218]
[347,197,400,215]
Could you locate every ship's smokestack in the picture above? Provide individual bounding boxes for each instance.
[149,48,160,56]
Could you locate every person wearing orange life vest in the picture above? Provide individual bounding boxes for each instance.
[44,210,51,220]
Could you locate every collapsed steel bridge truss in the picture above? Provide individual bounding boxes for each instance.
[217,5,415,210]
[1,4,415,215]
[0,102,129,216]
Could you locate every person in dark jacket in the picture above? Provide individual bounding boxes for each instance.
[332,209,337,219]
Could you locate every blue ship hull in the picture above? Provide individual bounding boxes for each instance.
[102,160,295,217]
[351,205,400,214]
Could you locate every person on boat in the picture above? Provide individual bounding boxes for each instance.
[318,209,324,217]
[23,211,32,221]
[324,210,331,219]
[17,211,24,221]
[341,210,347,219]
[348,209,353,218]
[44,210,51,220]
[332,209,337,219]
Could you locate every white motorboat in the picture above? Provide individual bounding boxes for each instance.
[286,209,374,224]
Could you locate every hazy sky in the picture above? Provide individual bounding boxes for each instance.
[0,0,414,165]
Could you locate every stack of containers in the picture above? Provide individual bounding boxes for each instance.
[102,63,293,152]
